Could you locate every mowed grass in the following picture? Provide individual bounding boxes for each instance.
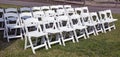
[0,4,120,57]
[0,3,21,8]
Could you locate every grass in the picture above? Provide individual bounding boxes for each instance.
[0,4,21,8]
[0,4,120,57]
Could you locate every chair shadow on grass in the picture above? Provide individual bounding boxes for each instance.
[0,30,19,51]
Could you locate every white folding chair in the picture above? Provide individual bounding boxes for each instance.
[33,11,45,21]
[20,7,31,13]
[4,13,23,42]
[56,9,66,16]
[41,6,50,11]
[42,16,62,48]
[75,8,91,37]
[81,13,97,38]
[44,10,56,17]
[19,12,33,20]
[81,7,89,14]
[98,11,111,33]
[65,8,75,16]
[64,5,72,9]
[90,12,104,34]
[23,18,48,54]
[56,15,75,46]
[75,7,83,16]
[19,12,33,35]
[66,8,87,42]
[104,9,118,30]
[75,7,97,37]
[5,8,18,13]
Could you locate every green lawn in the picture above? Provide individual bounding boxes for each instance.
[0,4,120,57]
[0,4,21,8]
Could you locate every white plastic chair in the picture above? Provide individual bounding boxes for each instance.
[81,7,89,14]
[23,18,48,54]
[81,13,97,38]
[33,11,45,21]
[66,8,75,16]
[98,10,111,33]
[41,6,50,11]
[56,15,75,46]
[4,13,23,42]
[75,7,97,37]
[19,12,33,34]
[104,9,118,30]
[56,9,66,16]
[42,16,62,48]
[66,8,87,42]
[74,7,83,16]
[19,12,33,20]
[5,8,18,13]
[20,7,31,13]
[90,12,104,34]
[44,10,56,17]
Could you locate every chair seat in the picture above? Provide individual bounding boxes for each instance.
[7,24,22,29]
[92,21,103,25]
[106,19,118,23]
[73,25,86,30]
[0,28,5,30]
[84,22,96,26]
[96,21,103,24]
[70,14,80,19]
[46,28,61,34]
[60,27,74,32]
[0,18,4,22]
[28,31,47,37]
[101,19,118,23]
[100,20,108,23]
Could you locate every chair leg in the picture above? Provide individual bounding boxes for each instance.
[113,25,116,29]
[83,29,87,39]
[94,26,98,35]
[85,28,89,38]
[24,36,28,50]
[45,41,48,50]
[108,23,111,31]
[20,28,23,40]
[73,30,79,42]
[43,37,48,50]
[101,25,104,33]
[84,34,87,39]
[15,29,17,36]
[28,37,36,54]
[4,30,6,38]
[7,37,10,42]
[102,23,107,33]
[112,23,116,29]
[58,33,62,45]
[60,32,65,46]
[70,31,75,43]
[46,35,51,48]
[6,30,10,42]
